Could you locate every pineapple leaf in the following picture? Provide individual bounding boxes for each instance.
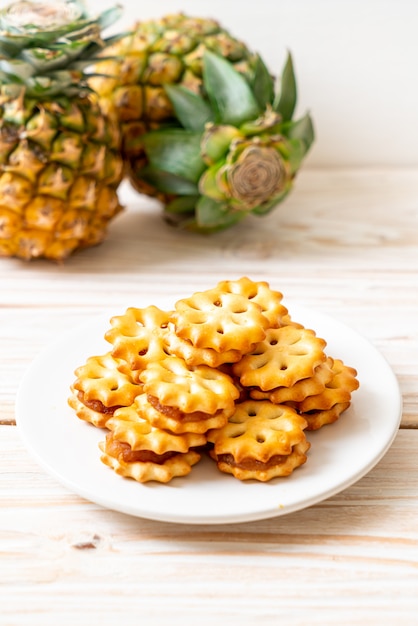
[0,70,24,86]
[19,44,95,72]
[0,58,34,80]
[97,5,123,31]
[274,51,297,121]
[24,74,83,97]
[141,168,200,195]
[141,129,206,183]
[202,51,261,126]
[0,34,26,56]
[0,4,121,54]
[165,85,214,132]
[196,196,245,229]
[0,32,61,50]
[284,138,307,174]
[165,195,200,214]
[20,47,68,71]
[284,112,315,153]
[199,162,227,201]
[252,54,275,109]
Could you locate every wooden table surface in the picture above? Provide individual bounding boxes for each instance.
[1,168,418,625]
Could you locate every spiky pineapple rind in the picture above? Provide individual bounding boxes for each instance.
[0,1,124,260]
[0,94,123,260]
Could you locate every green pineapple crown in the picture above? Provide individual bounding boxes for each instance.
[140,50,315,232]
[0,0,123,98]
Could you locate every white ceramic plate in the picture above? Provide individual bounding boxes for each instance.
[16,303,402,525]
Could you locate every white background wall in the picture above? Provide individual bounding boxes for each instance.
[88,0,418,167]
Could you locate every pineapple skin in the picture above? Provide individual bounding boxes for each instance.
[0,94,124,261]
[90,13,257,196]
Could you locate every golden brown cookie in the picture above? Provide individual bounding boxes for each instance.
[105,305,171,376]
[68,352,143,427]
[207,400,310,481]
[134,392,232,435]
[139,355,239,415]
[232,326,327,391]
[106,404,206,453]
[165,324,243,367]
[216,277,288,328]
[295,359,359,412]
[249,357,335,403]
[279,314,304,329]
[299,401,352,431]
[68,389,112,428]
[171,285,269,353]
[99,432,201,483]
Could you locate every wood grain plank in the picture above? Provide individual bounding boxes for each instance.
[1,164,418,623]
[1,425,417,623]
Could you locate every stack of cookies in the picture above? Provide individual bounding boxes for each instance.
[68,277,359,483]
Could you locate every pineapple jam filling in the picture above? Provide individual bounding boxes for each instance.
[218,453,290,471]
[3,0,83,31]
[147,394,214,423]
[147,394,183,420]
[77,391,123,416]
[105,434,178,465]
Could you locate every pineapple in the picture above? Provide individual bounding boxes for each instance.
[89,13,258,197]
[0,0,124,261]
[138,51,314,232]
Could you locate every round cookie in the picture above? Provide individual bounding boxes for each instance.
[232,326,327,391]
[68,352,143,427]
[216,276,289,328]
[139,355,239,415]
[207,400,310,481]
[105,305,171,376]
[171,285,269,353]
